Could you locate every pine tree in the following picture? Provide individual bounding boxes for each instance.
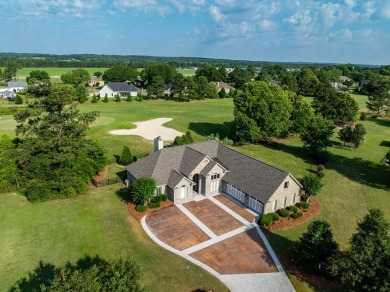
[119,146,133,165]
[15,94,23,104]
[91,95,98,103]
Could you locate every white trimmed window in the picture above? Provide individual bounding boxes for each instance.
[272,200,277,211]
[180,186,187,198]
[291,193,296,204]
[283,197,287,207]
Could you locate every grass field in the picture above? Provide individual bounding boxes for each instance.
[0,96,389,291]
[1,67,195,80]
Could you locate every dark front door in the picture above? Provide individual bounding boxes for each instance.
[193,174,199,192]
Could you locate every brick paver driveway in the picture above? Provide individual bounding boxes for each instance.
[145,195,277,274]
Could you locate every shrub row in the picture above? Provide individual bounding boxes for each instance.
[259,213,279,227]
[296,201,309,209]
[136,205,147,212]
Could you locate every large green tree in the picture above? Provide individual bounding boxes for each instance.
[195,63,222,82]
[288,92,314,133]
[233,81,292,142]
[131,177,157,206]
[228,67,252,89]
[103,65,138,82]
[328,209,390,291]
[147,76,165,98]
[300,116,334,154]
[0,135,20,192]
[293,220,338,270]
[61,69,90,87]
[296,68,320,96]
[365,79,390,115]
[14,84,107,202]
[312,86,359,123]
[26,70,50,84]
[141,63,176,84]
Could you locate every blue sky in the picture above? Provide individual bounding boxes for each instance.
[1,0,389,65]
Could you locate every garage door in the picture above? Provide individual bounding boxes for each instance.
[227,184,245,203]
[249,196,263,214]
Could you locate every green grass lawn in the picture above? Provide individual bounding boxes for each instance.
[0,96,389,291]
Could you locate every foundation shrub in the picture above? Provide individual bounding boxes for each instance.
[278,208,290,218]
[296,201,309,209]
[135,205,148,212]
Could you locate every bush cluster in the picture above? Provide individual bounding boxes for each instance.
[296,201,309,209]
[161,194,168,201]
[150,195,162,204]
[286,205,298,213]
[149,202,161,209]
[259,213,279,227]
[278,208,290,218]
[290,212,303,219]
[135,205,147,212]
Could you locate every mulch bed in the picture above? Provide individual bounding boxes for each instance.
[262,198,321,231]
[128,200,173,222]
[92,166,108,181]
[280,249,342,290]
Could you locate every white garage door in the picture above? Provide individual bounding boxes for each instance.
[249,196,263,214]
[227,184,245,203]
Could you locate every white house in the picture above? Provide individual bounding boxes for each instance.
[99,82,139,98]
[7,81,28,92]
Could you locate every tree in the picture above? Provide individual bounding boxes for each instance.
[328,209,390,291]
[228,67,252,89]
[296,68,320,96]
[131,177,157,205]
[76,84,89,103]
[171,131,194,146]
[103,94,109,103]
[365,79,390,115]
[12,255,144,292]
[293,220,338,269]
[14,83,107,202]
[141,63,176,84]
[15,94,23,104]
[147,76,165,98]
[61,69,90,87]
[339,124,366,148]
[300,175,322,199]
[195,76,209,99]
[312,87,359,123]
[114,94,121,102]
[26,70,50,84]
[300,116,334,154]
[0,135,20,192]
[126,93,133,102]
[94,71,102,78]
[195,63,222,82]
[233,81,292,142]
[102,65,138,82]
[219,87,227,98]
[119,146,133,165]
[3,61,22,82]
[91,95,98,103]
[172,73,185,98]
[280,71,298,92]
[288,92,314,133]
[205,82,218,99]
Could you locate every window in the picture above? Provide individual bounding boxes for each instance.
[283,197,287,208]
[284,181,289,188]
[210,181,219,192]
[291,193,296,204]
[156,186,162,195]
[180,186,187,198]
[272,200,277,211]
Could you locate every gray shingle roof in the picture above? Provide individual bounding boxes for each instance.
[167,170,187,188]
[126,140,297,203]
[8,81,27,88]
[106,82,138,92]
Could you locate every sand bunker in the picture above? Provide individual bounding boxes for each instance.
[109,118,183,141]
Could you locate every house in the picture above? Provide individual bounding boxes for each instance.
[331,82,348,91]
[0,90,15,99]
[7,81,27,92]
[164,83,173,95]
[340,76,351,82]
[215,81,231,94]
[126,139,302,214]
[88,76,104,87]
[99,82,139,98]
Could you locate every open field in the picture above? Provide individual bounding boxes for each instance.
[1,67,195,80]
[0,96,389,291]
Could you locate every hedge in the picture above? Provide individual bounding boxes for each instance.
[259,214,273,227]
[135,205,148,212]
[278,208,290,218]
[296,202,309,209]
[287,205,299,213]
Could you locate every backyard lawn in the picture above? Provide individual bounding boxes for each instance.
[0,96,389,291]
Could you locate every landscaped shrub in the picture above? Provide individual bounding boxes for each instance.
[135,205,148,212]
[149,202,161,209]
[259,214,273,227]
[161,194,168,201]
[290,212,303,219]
[296,201,309,209]
[278,208,290,218]
[287,205,299,213]
[150,195,162,204]
[360,112,367,120]
[270,212,279,221]
[317,164,325,179]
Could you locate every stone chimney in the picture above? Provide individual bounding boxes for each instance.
[154,136,164,152]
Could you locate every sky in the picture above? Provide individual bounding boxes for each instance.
[0,0,389,65]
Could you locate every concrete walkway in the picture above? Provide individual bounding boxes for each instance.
[141,196,295,292]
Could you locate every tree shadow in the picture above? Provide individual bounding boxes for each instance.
[115,187,131,203]
[188,121,234,139]
[10,255,106,292]
[264,142,390,190]
[116,169,127,180]
[370,117,390,128]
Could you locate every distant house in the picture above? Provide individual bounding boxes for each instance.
[133,79,144,88]
[126,139,302,214]
[269,79,281,85]
[88,76,104,87]
[99,82,139,98]
[215,81,231,94]
[331,82,348,91]
[164,83,173,95]
[340,76,351,82]
[7,81,27,92]
[0,90,15,99]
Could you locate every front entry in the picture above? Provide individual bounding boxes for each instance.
[192,174,199,192]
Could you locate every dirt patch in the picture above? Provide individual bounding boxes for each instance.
[262,198,321,231]
[190,228,278,275]
[184,199,244,236]
[92,166,108,181]
[280,249,342,290]
[127,200,173,222]
[145,205,210,251]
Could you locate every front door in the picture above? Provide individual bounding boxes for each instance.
[192,174,199,192]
